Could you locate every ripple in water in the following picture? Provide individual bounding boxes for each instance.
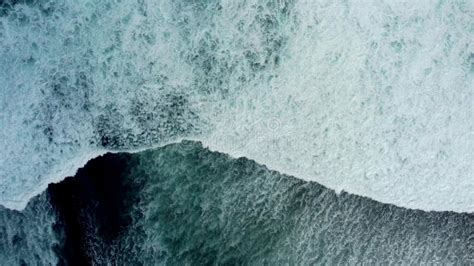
[2,142,471,264]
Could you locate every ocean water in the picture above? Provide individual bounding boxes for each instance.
[0,0,473,263]
[0,194,59,265]
[1,141,472,264]
[0,0,472,212]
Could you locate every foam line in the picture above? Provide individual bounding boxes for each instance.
[0,0,472,212]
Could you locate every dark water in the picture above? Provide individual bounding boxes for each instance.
[1,141,473,264]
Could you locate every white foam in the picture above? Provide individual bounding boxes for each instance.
[0,0,472,212]
[201,0,474,212]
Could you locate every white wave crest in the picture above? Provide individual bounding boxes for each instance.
[0,0,472,212]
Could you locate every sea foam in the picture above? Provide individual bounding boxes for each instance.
[0,0,472,211]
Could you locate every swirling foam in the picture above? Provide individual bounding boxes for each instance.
[0,0,472,211]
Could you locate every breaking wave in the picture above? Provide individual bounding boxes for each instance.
[0,0,472,212]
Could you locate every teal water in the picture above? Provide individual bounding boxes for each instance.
[0,194,59,265]
[2,141,472,264]
[1,0,472,212]
[0,1,472,263]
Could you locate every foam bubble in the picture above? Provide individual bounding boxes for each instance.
[0,0,472,212]
[201,0,474,212]
[0,193,59,265]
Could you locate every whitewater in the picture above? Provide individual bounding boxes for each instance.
[0,0,472,212]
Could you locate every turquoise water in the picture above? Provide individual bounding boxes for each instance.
[1,142,472,264]
[0,0,472,212]
[0,0,472,263]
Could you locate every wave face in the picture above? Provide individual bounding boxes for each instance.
[0,0,472,211]
[2,142,472,264]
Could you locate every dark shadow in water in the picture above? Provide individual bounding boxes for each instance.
[48,153,138,265]
[42,141,474,264]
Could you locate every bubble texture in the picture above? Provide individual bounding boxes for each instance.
[0,0,472,211]
[0,0,295,209]
[0,193,59,265]
[201,0,474,212]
